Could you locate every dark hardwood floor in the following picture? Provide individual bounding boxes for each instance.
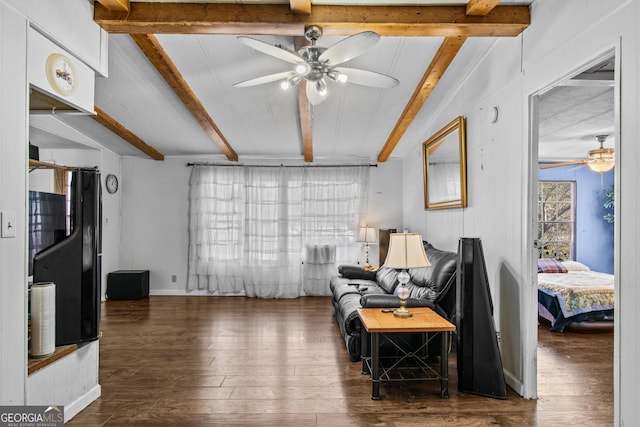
[69,296,613,426]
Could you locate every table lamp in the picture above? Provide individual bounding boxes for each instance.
[383,233,430,318]
[358,226,378,269]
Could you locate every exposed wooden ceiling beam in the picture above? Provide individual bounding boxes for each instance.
[94,3,529,37]
[378,36,466,162]
[92,106,165,160]
[290,0,311,15]
[130,34,238,162]
[298,82,313,162]
[466,0,502,16]
[378,1,502,162]
[292,36,313,162]
[95,0,129,13]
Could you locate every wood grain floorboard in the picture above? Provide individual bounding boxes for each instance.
[68,296,613,426]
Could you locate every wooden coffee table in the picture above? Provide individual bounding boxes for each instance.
[358,307,456,400]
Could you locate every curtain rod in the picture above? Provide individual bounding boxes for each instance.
[186,162,377,168]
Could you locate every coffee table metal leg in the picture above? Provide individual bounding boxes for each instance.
[371,332,380,400]
[361,329,370,374]
[440,331,449,398]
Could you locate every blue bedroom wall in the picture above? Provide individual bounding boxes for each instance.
[538,165,614,274]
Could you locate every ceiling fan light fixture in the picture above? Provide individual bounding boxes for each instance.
[326,70,348,84]
[280,80,292,90]
[588,159,615,173]
[281,74,303,90]
[295,64,307,74]
[316,79,327,97]
[587,135,615,172]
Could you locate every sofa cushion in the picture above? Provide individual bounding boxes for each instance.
[330,277,380,304]
[407,242,457,302]
[330,275,374,294]
[335,289,385,335]
[376,267,400,294]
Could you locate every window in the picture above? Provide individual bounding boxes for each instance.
[187,165,369,296]
[537,181,576,260]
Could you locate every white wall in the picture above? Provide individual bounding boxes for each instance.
[26,341,101,423]
[100,149,122,301]
[362,159,404,266]
[0,0,109,411]
[402,35,526,390]
[0,1,28,405]
[120,157,403,294]
[400,0,639,424]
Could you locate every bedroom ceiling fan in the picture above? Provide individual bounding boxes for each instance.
[539,135,615,173]
[233,25,400,105]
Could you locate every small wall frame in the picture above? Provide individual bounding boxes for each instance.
[422,116,468,210]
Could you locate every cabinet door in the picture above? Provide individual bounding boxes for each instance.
[378,229,396,267]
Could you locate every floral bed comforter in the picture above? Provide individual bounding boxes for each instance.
[538,271,614,317]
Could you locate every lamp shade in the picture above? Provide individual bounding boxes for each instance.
[384,233,430,269]
[358,226,378,243]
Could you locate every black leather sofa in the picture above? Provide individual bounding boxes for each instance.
[330,241,457,361]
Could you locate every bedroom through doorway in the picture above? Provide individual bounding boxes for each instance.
[529,50,618,402]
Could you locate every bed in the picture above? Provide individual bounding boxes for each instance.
[537,259,614,332]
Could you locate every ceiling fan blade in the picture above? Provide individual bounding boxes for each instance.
[567,164,589,172]
[333,67,399,88]
[238,36,308,68]
[319,31,380,65]
[539,160,588,169]
[233,71,295,88]
[306,81,326,105]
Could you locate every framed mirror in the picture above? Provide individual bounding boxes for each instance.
[422,116,467,210]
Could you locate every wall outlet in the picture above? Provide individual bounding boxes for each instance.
[1,211,16,238]
[171,275,177,283]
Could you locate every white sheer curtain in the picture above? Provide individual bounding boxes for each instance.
[187,166,245,293]
[187,165,369,297]
[242,167,304,298]
[301,167,369,295]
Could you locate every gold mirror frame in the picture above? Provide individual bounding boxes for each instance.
[422,116,467,210]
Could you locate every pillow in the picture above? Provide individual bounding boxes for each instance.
[537,258,568,273]
[561,260,591,272]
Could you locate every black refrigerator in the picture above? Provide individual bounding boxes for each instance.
[32,168,102,346]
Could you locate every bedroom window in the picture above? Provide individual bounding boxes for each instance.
[537,181,576,260]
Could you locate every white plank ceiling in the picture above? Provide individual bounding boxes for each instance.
[28,1,613,165]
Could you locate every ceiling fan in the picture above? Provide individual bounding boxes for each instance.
[539,135,615,173]
[233,25,400,105]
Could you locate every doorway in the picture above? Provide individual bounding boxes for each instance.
[528,49,619,400]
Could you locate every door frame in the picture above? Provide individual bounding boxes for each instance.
[524,44,620,400]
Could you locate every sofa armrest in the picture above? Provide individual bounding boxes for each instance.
[361,294,436,309]
[338,265,377,281]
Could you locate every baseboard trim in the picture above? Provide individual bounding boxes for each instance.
[64,384,101,423]
[503,368,525,396]
[150,289,247,296]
